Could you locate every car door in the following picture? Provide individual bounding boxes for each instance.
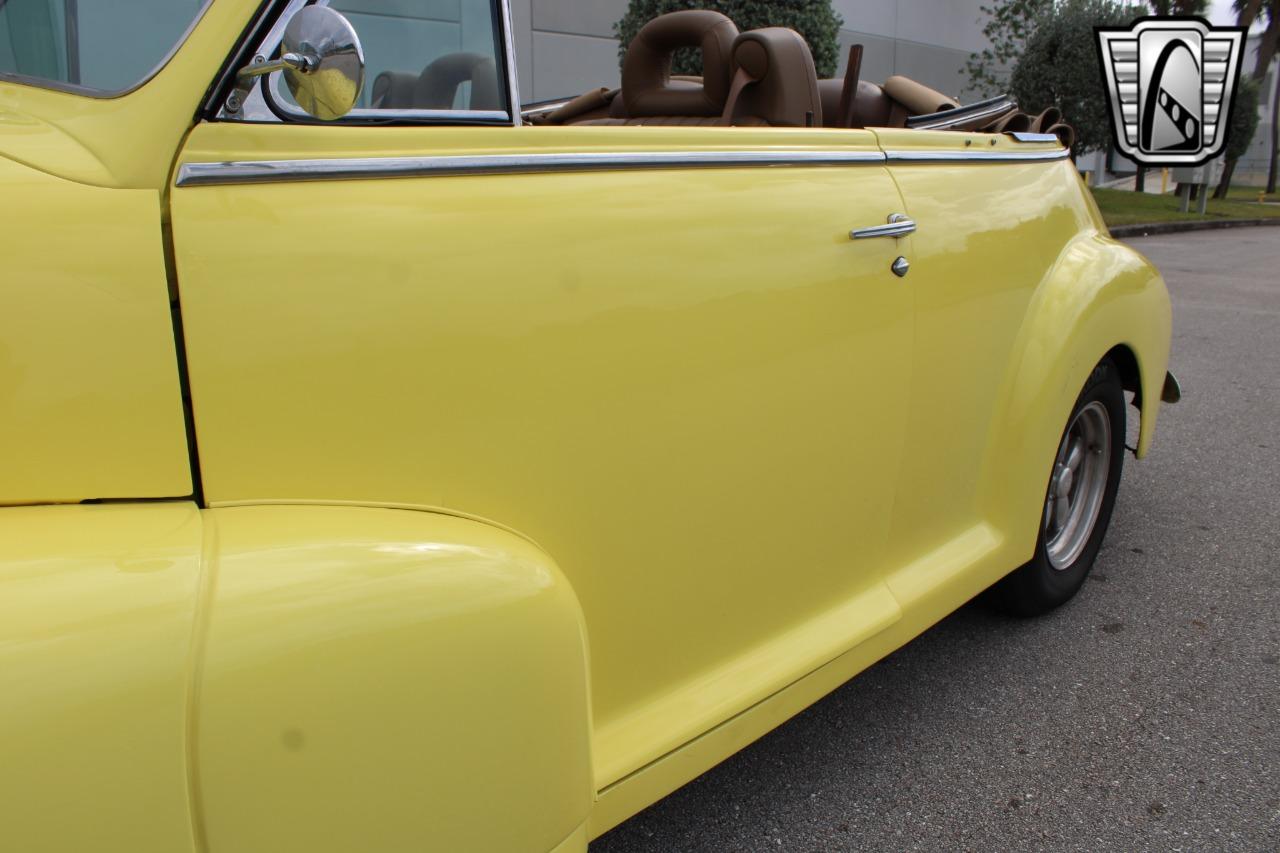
[171,0,914,786]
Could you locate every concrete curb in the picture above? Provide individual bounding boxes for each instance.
[1110,217,1280,238]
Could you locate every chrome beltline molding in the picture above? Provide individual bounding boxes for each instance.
[176,146,1067,186]
[1009,131,1063,143]
[176,150,887,186]
[883,147,1072,163]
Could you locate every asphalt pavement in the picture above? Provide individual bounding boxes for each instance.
[592,228,1280,852]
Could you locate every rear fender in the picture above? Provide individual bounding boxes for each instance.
[194,504,591,852]
[980,233,1172,558]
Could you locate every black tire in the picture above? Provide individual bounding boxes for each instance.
[992,358,1126,616]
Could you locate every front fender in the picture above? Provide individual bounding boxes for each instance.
[194,504,592,853]
[981,232,1172,557]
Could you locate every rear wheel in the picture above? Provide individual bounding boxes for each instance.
[993,358,1125,616]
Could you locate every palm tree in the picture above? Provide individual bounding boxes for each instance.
[1147,0,1207,11]
[1216,0,1278,196]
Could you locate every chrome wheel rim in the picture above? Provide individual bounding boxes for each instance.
[1043,401,1111,570]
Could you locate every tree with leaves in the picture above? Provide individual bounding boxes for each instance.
[1146,0,1209,12]
[1006,0,1147,155]
[965,0,1055,97]
[964,0,1195,98]
[614,0,843,79]
[1269,49,1280,193]
[1215,0,1277,197]
[1224,77,1263,167]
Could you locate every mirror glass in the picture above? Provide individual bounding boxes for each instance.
[281,5,365,120]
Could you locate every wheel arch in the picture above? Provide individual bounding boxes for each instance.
[979,233,1172,559]
[1107,341,1142,403]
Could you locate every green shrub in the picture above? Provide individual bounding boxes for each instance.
[614,0,844,79]
[1008,0,1144,154]
[1224,77,1261,163]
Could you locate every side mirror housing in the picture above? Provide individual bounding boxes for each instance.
[231,5,365,121]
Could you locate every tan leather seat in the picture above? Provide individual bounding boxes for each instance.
[882,75,959,127]
[817,78,892,128]
[372,52,500,110]
[1031,107,1061,132]
[985,111,1032,133]
[724,28,822,127]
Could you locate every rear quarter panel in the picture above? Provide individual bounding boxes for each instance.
[874,127,1172,604]
[980,228,1172,558]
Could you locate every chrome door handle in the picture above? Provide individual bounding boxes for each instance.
[850,213,916,240]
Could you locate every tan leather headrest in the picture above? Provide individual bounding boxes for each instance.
[413,52,501,110]
[727,28,821,127]
[882,75,958,116]
[622,11,738,117]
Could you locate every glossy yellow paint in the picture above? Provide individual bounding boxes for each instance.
[0,0,267,501]
[167,119,1171,841]
[0,2,1176,846]
[172,121,918,792]
[0,154,190,502]
[871,128,1171,585]
[0,501,592,853]
[0,504,203,853]
[194,504,592,853]
[590,523,1011,838]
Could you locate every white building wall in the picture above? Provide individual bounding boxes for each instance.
[510,0,989,103]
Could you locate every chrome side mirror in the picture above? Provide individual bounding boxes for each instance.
[230,5,365,121]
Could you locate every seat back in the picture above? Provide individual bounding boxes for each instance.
[372,52,500,110]
[724,28,821,127]
[817,78,892,128]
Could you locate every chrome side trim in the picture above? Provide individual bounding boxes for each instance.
[272,105,513,123]
[1009,131,1061,143]
[176,145,1071,187]
[884,147,1070,163]
[176,150,888,186]
[906,95,1017,130]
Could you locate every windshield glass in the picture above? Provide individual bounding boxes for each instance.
[0,0,210,95]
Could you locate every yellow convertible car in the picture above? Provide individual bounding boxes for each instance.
[0,1,1177,850]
